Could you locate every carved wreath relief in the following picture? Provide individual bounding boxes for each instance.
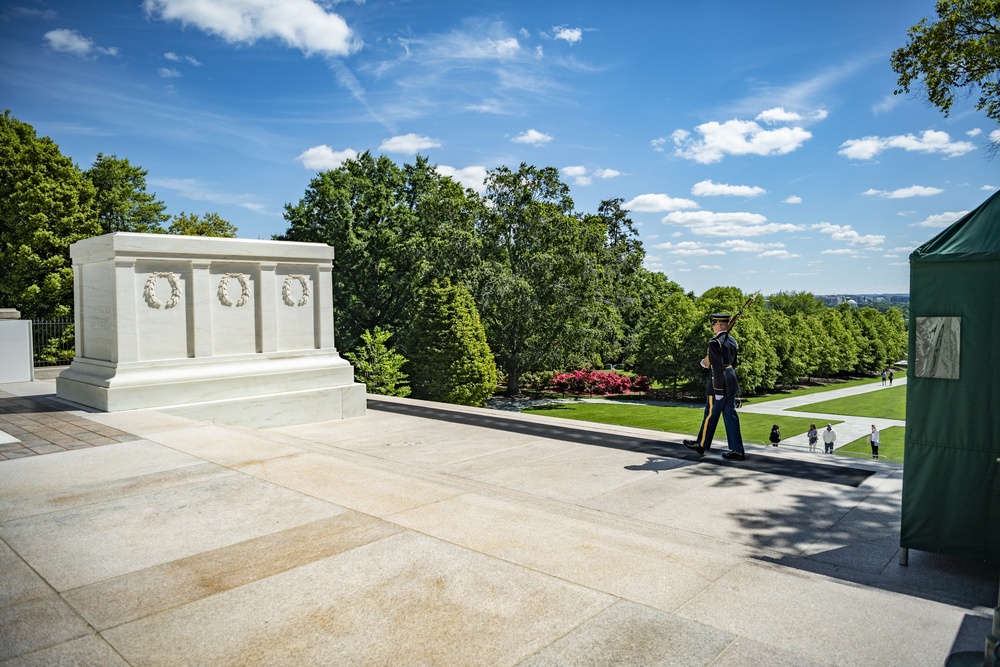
[143,272,182,309]
[217,272,251,307]
[281,274,310,307]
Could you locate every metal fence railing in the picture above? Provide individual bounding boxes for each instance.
[31,319,75,367]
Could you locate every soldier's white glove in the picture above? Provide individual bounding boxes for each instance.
[699,359,708,369]
[714,394,723,401]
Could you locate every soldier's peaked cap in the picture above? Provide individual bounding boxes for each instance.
[710,313,732,323]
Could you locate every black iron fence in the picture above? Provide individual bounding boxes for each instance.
[31,319,75,367]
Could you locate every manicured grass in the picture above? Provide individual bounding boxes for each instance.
[744,368,907,405]
[788,384,906,420]
[836,425,906,462]
[521,402,831,445]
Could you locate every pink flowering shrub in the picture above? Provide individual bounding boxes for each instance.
[550,370,649,395]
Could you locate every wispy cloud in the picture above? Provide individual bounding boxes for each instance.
[158,67,182,78]
[561,165,621,186]
[863,185,944,199]
[783,195,802,204]
[380,133,441,153]
[653,241,726,256]
[663,210,803,237]
[44,29,119,57]
[839,130,975,160]
[910,211,967,228]
[691,180,767,197]
[165,51,201,66]
[143,0,360,56]
[812,222,884,247]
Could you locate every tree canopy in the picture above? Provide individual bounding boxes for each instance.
[86,153,169,234]
[891,0,1000,128]
[167,211,238,237]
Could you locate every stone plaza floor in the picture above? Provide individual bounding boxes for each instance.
[1,378,997,666]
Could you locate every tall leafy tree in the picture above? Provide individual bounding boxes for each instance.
[278,152,476,352]
[167,211,238,237]
[634,289,698,396]
[891,0,1000,133]
[402,280,497,406]
[883,307,909,363]
[0,111,100,319]
[767,290,824,316]
[86,153,169,234]
[474,163,605,395]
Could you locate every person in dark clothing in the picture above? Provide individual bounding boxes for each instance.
[684,313,746,461]
[769,424,781,447]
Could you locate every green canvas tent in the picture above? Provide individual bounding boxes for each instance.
[902,190,1000,563]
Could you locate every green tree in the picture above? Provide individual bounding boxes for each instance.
[891,0,1000,130]
[344,327,411,397]
[279,152,476,352]
[883,307,909,363]
[852,307,890,373]
[767,290,824,316]
[167,211,238,237]
[474,163,606,395]
[0,110,100,319]
[634,289,698,396]
[402,280,497,406]
[86,153,169,234]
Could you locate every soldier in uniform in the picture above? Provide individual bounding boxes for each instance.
[684,312,746,460]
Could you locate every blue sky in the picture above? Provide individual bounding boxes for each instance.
[3,0,997,297]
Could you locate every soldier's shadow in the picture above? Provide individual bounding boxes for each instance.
[624,456,698,473]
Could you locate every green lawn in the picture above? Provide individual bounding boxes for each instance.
[522,402,831,445]
[788,384,906,420]
[835,425,906,462]
[744,368,907,405]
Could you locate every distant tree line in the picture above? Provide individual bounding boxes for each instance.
[0,110,236,320]
[1,112,908,406]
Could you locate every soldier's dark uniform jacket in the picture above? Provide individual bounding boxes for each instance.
[707,330,740,398]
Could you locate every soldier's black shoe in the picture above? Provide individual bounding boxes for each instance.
[722,451,746,461]
[682,440,704,455]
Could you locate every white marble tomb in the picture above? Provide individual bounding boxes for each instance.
[56,233,365,427]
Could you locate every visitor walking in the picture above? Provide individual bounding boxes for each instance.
[881,369,887,385]
[807,423,818,452]
[888,370,894,385]
[822,424,837,453]
[769,424,781,447]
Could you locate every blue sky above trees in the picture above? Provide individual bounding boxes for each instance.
[2,0,997,296]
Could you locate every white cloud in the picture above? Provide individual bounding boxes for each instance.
[991,130,1000,143]
[812,222,884,247]
[717,240,785,252]
[838,130,975,160]
[623,193,698,212]
[158,67,182,78]
[379,133,441,153]
[967,128,983,137]
[783,195,802,204]
[593,168,621,179]
[650,137,667,153]
[435,165,488,193]
[143,0,359,56]
[44,29,119,57]
[672,119,812,164]
[296,145,357,170]
[697,264,724,270]
[652,241,726,256]
[756,107,801,123]
[982,184,997,191]
[911,211,968,228]
[662,210,803,237]
[553,26,582,44]
[862,185,944,199]
[512,128,552,145]
[165,51,201,65]
[821,248,859,255]
[759,249,800,259]
[691,179,767,197]
[561,165,590,186]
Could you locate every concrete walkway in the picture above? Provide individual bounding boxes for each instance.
[739,377,908,454]
[1,377,996,666]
